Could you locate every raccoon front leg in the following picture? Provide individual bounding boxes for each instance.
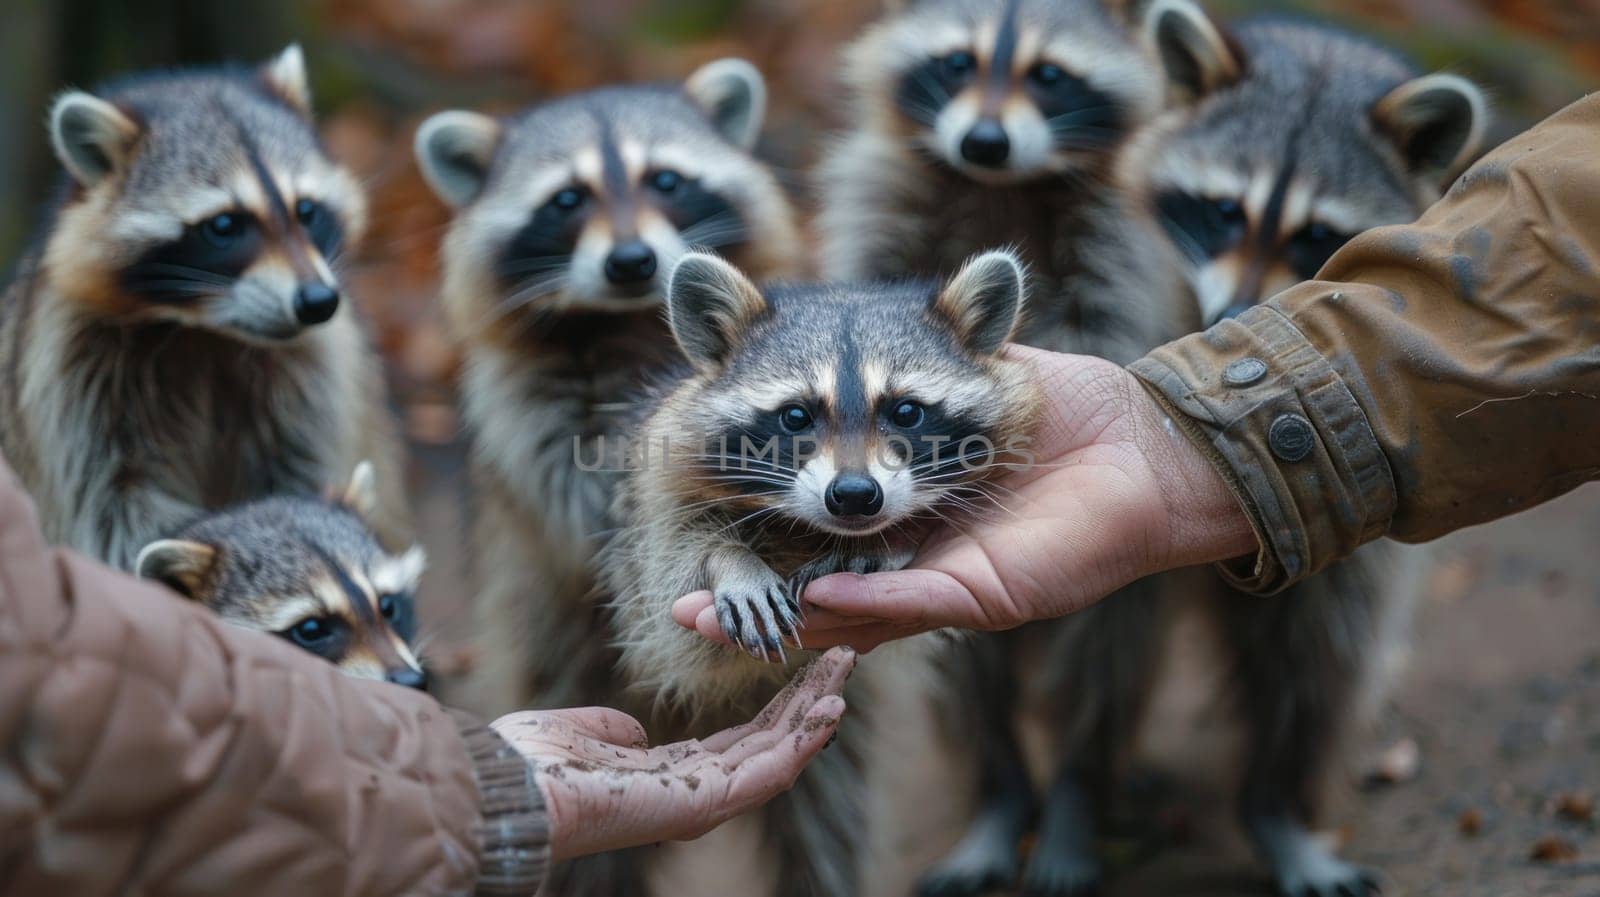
[767,689,867,897]
[918,634,1034,897]
[1020,580,1166,897]
[93,483,208,571]
[706,544,801,661]
[1223,548,1390,897]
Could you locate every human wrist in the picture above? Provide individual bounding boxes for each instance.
[1126,373,1258,571]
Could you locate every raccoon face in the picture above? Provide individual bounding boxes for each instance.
[658,250,1039,538]
[1125,5,1488,324]
[420,60,796,330]
[136,463,430,689]
[848,0,1160,184]
[43,47,368,343]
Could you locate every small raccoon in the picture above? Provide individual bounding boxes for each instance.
[136,463,429,689]
[583,249,1042,897]
[0,47,406,570]
[1121,3,1488,323]
[816,0,1193,361]
[414,60,802,716]
[928,8,1486,897]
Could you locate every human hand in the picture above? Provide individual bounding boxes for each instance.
[491,646,855,861]
[672,348,1255,652]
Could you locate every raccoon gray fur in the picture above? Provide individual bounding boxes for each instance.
[577,249,1043,897]
[414,60,803,717]
[0,47,407,571]
[135,461,429,689]
[816,0,1196,362]
[921,8,1487,897]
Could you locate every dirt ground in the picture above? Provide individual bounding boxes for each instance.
[413,433,1600,896]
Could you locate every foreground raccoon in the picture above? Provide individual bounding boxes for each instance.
[136,462,429,688]
[816,0,1194,359]
[925,8,1486,897]
[579,249,1041,897]
[414,60,802,716]
[0,47,405,570]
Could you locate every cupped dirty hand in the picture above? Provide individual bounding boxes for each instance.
[491,646,856,861]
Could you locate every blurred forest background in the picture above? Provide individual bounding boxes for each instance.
[2,3,1599,893]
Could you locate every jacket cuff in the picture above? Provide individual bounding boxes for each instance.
[451,710,549,897]
[1128,303,1396,593]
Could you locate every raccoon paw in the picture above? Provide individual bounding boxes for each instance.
[1017,849,1101,897]
[713,571,800,663]
[1273,854,1380,897]
[915,817,1021,897]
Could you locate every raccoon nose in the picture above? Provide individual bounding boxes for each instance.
[960,120,1011,168]
[826,474,883,518]
[604,241,658,285]
[293,283,341,325]
[386,667,429,691]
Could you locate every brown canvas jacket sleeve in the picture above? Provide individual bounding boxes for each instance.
[0,456,547,896]
[1131,91,1600,593]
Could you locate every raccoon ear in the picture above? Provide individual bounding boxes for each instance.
[338,460,379,522]
[49,92,140,188]
[935,250,1026,356]
[136,539,218,600]
[684,58,767,150]
[260,44,313,117]
[1144,0,1242,101]
[415,110,502,208]
[666,252,768,370]
[1373,73,1489,184]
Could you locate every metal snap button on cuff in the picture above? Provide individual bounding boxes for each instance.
[1223,357,1267,386]
[1269,413,1315,462]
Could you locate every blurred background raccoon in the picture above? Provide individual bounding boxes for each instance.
[136,462,429,689]
[414,60,802,718]
[0,47,406,570]
[815,4,1198,894]
[923,6,1488,897]
[816,0,1194,360]
[582,249,1041,897]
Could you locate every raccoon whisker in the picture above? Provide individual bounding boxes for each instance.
[124,281,227,298]
[679,212,749,248]
[133,262,238,287]
[714,505,784,536]
[687,474,796,491]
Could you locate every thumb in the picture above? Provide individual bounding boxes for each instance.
[513,706,650,749]
[801,565,1020,632]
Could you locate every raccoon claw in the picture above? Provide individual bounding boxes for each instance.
[713,575,796,664]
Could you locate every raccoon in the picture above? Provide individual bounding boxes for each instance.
[575,249,1041,897]
[0,47,406,571]
[932,8,1487,897]
[1121,3,1488,322]
[413,60,803,717]
[135,462,429,689]
[816,0,1195,361]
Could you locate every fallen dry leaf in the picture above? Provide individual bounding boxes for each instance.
[1553,791,1595,823]
[1529,834,1579,863]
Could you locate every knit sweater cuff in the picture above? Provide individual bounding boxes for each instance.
[450,710,549,896]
